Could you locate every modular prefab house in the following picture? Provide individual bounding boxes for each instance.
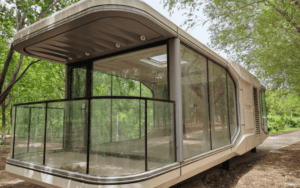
[6,0,269,187]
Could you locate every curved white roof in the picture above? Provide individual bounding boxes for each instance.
[13,0,263,88]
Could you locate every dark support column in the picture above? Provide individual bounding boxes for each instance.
[65,64,72,100]
[64,65,72,151]
[27,108,32,153]
[145,99,148,171]
[86,63,92,98]
[86,99,91,174]
[12,107,17,159]
[85,63,92,156]
[110,75,113,143]
[222,160,230,170]
[251,147,257,153]
[43,103,48,165]
[86,63,92,174]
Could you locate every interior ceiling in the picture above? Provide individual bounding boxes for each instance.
[23,17,165,64]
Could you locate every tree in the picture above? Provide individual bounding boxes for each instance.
[266,89,300,118]
[0,0,79,142]
[163,0,300,93]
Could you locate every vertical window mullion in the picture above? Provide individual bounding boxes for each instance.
[226,73,232,143]
[207,60,213,150]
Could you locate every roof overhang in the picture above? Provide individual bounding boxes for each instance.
[13,0,178,64]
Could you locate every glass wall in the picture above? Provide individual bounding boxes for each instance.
[89,99,146,176]
[209,61,230,149]
[13,104,46,165]
[180,45,210,159]
[227,74,238,141]
[260,90,268,133]
[147,101,175,170]
[12,98,175,176]
[180,44,238,159]
[45,100,88,174]
[93,45,168,100]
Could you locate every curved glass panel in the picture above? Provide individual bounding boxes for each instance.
[209,61,230,149]
[12,98,175,177]
[260,90,268,133]
[180,45,211,159]
[227,74,238,141]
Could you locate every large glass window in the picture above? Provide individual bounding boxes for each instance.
[260,90,268,133]
[209,61,230,149]
[181,45,210,159]
[92,45,168,100]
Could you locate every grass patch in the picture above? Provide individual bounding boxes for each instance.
[269,127,300,136]
[268,116,300,136]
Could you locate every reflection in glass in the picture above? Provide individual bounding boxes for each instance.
[92,72,111,96]
[260,91,268,133]
[45,100,88,174]
[209,61,230,149]
[14,104,46,165]
[147,101,175,170]
[227,74,238,141]
[181,45,211,159]
[93,45,168,100]
[72,67,86,98]
[90,99,145,176]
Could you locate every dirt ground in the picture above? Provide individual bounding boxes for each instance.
[0,137,43,188]
[1,131,300,188]
[173,132,300,188]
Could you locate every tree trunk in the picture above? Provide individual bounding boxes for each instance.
[0,45,14,94]
[1,102,5,142]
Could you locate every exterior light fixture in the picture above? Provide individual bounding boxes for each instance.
[140,36,146,41]
[116,43,121,48]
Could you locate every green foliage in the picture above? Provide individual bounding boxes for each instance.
[268,116,300,135]
[0,0,80,137]
[163,0,300,93]
[266,89,300,117]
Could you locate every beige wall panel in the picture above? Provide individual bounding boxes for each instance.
[243,82,253,106]
[231,135,247,156]
[245,128,254,134]
[255,135,261,146]
[261,132,269,143]
[6,164,180,188]
[244,110,254,130]
[246,134,256,151]
[239,89,245,125]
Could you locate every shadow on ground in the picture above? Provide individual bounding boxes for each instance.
[172,141,300,188]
